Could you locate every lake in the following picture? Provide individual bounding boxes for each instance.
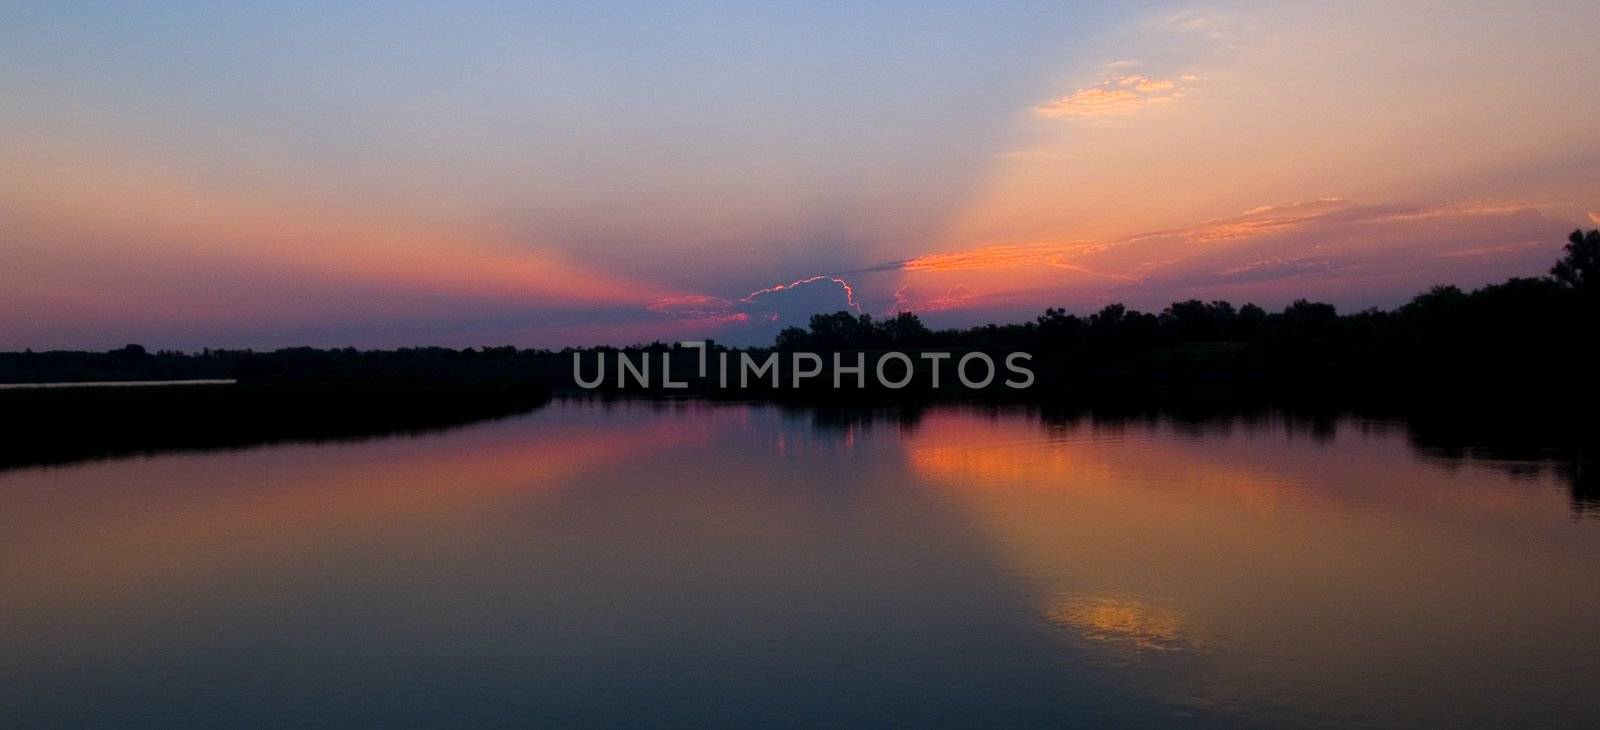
[2,398,1596,727]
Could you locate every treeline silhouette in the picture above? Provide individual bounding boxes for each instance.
[0,381,549,470]
[0,343,551,384]
[3,229,1596,408]
[0,343,554,468]
[764,228,1600,407]
[1,230,1593,476]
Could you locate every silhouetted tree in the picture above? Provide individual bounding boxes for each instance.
[775,326,809,351]
[1161,299,1238,339]
[879,311,931,346]
[806,312,878,349]
[1404,285,1466,313]
[1281,299,1337,335]
[1552,228,1600,290]
[1236,303,1267,337]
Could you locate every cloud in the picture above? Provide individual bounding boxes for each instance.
[1126,198,1350,243]
[1118,75,1175,92]
[873,196,1576,328]
[1037,87,1148,118]
[646,294,737,319]
[738,275,862,313]
[1037,74,1190,119]
[633,196,1575,345]
[645,274,866,343]
[1590,212,1600,225]
[902,242,1093,271]
[1104,198,1573,307]
[900,242,1136,284]
[892,286,976,314]
[1155,8,1243,41]
[1031,8,1226,120]
[1175,258,1346,287]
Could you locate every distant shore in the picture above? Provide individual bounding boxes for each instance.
[0,378,236,390]
[0,379,548,471]
[2,228,1594,471]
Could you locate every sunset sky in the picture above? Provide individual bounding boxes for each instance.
[4,1,1597,349]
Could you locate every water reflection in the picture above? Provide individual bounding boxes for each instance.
[1398,411,1597,516]
[1048,594,1190,651]
[899,406,1600,724]
[2,399,1597,727]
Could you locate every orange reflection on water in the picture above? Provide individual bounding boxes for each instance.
[903,409,1600,719]
[1048,594,1188,651]
[0,407,715,626]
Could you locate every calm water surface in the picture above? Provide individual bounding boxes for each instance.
[2,399,1596,727]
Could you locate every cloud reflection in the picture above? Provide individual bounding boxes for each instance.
[1048,594,1189,651]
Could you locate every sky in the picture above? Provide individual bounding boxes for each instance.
[3,1,1597,350]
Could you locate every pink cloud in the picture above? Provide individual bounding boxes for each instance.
[892,285,976,314]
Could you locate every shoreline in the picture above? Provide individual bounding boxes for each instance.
[0,378,237,390]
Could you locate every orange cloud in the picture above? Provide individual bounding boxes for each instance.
[877,197,1573,324]
[1037,74,1189,118]
[1037,87,1146,118]
[1126,199,1350,243]
[1118,75,1176,92]
[902,242,1136,282]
